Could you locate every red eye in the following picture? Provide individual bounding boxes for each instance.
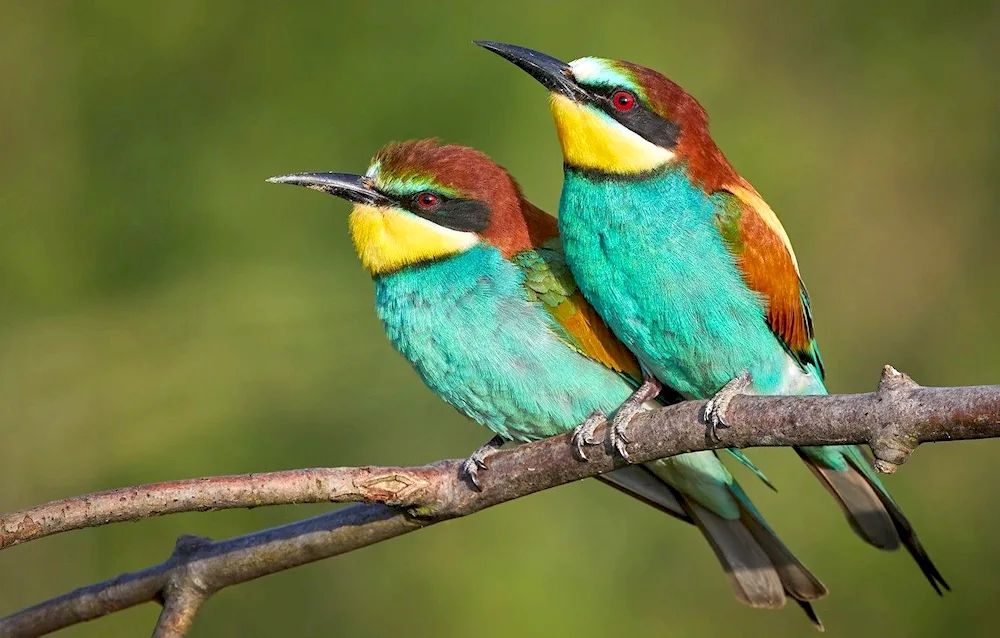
[416,192,439,209]
[612,90,636,111]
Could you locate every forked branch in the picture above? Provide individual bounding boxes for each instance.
[1,366,998,638]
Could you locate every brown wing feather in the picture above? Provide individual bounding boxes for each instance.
[517,201,644,380]
[548,291,643,379]
[720,185,822,373]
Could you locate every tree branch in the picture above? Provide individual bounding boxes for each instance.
[151,572,205,638]
[0,467,444,550]
[1,367,998,638]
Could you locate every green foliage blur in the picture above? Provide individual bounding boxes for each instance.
[2,1,998,636]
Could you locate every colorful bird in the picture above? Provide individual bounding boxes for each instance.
[477,41,947,594]
[268,140,827,623]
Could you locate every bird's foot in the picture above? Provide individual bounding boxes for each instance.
[571,411,606,461]
[460,434,506,491]
[703,370,753,442]
[608,376,662,463]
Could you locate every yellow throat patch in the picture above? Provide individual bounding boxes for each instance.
[348,205,479,275]
[549,94,674,174]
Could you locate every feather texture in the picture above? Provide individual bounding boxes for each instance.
[509,232,824,614]
[343,140,825,619]
[714,187,824,375]
[513,236,642,378]
[554,88,944,593]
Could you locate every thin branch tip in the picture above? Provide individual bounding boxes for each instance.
[877,364,920,394]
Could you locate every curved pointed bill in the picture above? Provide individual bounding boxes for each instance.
[266,172,394,208]
[475,41,585,100]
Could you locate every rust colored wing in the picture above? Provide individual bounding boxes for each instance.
[512,237,643,382]
[715,185,824,377]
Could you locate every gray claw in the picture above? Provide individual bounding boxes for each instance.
[460,456,488,490]
[606,376,661,462]
[460,435,506,492]
[611,419,631,462]
[571,411,606,461]
[703,370,753,443]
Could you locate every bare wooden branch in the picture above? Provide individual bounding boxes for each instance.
[1,367,998,638]
[0,467,443,550]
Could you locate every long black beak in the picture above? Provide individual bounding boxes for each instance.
[266,172,394,207]
[474,41,584,99]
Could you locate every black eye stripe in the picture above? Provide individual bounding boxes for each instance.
[395,191,490,233]
[584,86,681,150]
[423,199,490,233]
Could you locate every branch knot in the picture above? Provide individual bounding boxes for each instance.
[355,471,431,506]
[870,365,922,473]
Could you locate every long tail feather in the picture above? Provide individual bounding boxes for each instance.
[796,448,899,549]
[797,446,949,594]
[601,463,825,628]
[681,497,786,609]
[726,448,777,491]
[842,454,951,594]
[598,466,690,522]
[795,600,825,632]
[729,483,828,604]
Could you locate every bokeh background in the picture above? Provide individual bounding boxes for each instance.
[2,1,998,636]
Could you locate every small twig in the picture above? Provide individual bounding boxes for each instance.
[0,467,442,550]
[152,586,205,638]
[1,367,998,638]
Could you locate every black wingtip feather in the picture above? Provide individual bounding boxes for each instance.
[796,600,825,632]
[886,502,951,595]
[843,455,951,595]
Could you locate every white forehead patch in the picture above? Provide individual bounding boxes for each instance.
[569,57,633,89]
[569,57,607,81]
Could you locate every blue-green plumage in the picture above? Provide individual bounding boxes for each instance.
[374,241,818,587]
[558,163,945,593]
[560,166,801,397]
[559,166,877,483]
[374,245,635,442]
[377,244,746,516]
[269,139,827,619]
[474,38,944,611]
[374,242,777,518]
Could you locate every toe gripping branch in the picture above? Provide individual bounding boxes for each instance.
[869,365,922,474]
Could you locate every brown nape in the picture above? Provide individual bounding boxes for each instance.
[510,199,559,254]
[620,61,751,194]
[375,139,558,257]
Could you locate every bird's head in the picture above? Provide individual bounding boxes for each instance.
[268,140,555,275]
[478,41,718,178]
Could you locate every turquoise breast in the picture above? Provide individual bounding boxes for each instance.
[557,166,803,397]
[372,245,634,441]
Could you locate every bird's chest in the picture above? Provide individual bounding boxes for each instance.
[559,172,775,396]
[372,254,616,440]
[374,269,522,410]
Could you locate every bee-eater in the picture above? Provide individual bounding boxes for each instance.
[268,140,826,622]
[477,41,947,594]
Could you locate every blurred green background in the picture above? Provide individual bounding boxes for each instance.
[2,1,998,636]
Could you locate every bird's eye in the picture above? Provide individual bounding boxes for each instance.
[415,192,440,209]
[611,90,636,111]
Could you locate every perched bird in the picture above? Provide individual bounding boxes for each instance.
[268,140,827,623]
[477,41,947,594]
